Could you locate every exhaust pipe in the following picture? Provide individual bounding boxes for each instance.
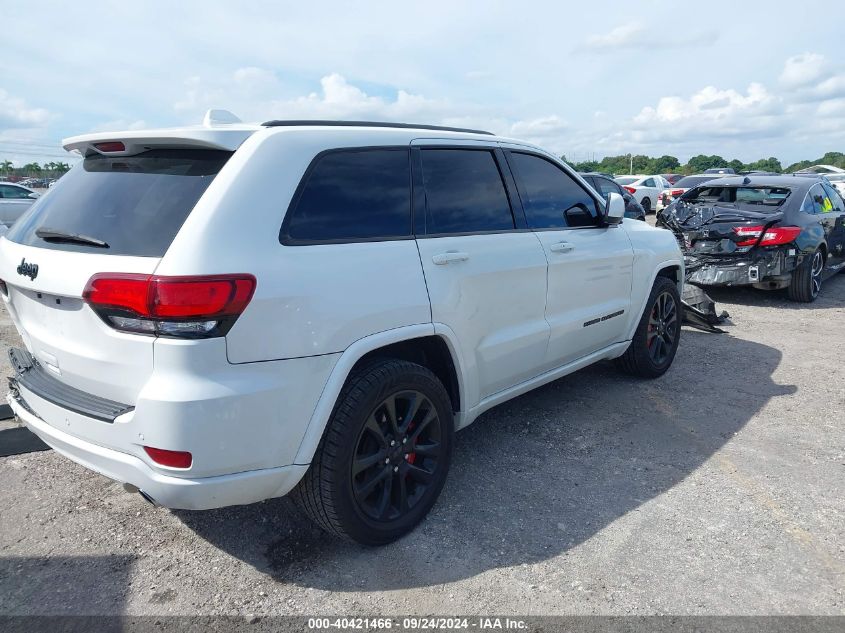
[138,490,157,506]
[122,482,157,505]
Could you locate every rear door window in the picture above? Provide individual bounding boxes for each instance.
[283,148,411,243]
[593,177,623,198]
[509,152,600,229]
[821,183,844,212]
[6,149,231,257]
[419,149,514,234]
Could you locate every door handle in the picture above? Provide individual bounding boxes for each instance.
[432,251,470,265]
[549,242,575,253]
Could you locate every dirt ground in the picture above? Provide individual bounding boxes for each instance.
[1,233,843,616]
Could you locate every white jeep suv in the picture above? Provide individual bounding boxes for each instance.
[1,116,683,545]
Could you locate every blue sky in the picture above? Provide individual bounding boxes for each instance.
[2,0,844,166]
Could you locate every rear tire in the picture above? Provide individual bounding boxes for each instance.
[787,248,823,303]
[616,276,681,378]
[641,197,652,213]
[292,359,453,545]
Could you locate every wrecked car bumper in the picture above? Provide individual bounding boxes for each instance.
[686,249,798,287]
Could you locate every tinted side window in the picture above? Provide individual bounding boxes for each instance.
[643,178,656,187]
[285,149,411,242]
[800,188,817,214]
[821,183,844,212]
[1,185,30,199]
[509,152,599,229]
[420,149,514,234]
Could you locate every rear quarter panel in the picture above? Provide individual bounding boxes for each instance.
[156,128,432,363]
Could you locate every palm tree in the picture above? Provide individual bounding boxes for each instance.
[0,160,12,175]
[22,162,42,175]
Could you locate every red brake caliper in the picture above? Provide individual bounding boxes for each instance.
[406,420,417,465]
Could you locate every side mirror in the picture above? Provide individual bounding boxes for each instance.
[605,192,625,224]
[27,192,40,199]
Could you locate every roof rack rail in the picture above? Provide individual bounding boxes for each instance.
[260,120,494,135]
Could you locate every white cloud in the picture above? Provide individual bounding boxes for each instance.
[509,116,568,139]
[779,53,845,102]
[572,55,845,160]
[0,89,51,129]
[586,22,649,49]
[584,21,716,51]
[779,53,828,88]
[173,71,455,124]
[817,98,845,118]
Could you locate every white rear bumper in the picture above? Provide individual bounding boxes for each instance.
[8,393,307,510]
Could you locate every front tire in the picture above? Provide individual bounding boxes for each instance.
[787,248,824,303]
[293,359,453,545]
[616,276,681,378]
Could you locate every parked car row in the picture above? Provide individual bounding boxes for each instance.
[16,177,59,189]
[613,174,672,214]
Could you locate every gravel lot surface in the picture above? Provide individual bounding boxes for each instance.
[1,227,843,616]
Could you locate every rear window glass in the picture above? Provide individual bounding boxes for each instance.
[682,186,791,206]
[674,176,717,188]
[614,177,638,186]
[593,177,622,197]
[284,148,411,243]
[6,149,231,257]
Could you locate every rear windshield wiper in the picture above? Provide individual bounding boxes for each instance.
[35,227,110,248]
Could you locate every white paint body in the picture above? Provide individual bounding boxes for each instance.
[0,122,682,510]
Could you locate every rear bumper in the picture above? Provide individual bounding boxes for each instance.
[8,392,308,510]
[4,340,340,508]
[686,248,798,286]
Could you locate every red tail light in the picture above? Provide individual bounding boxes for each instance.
[83,273,256,338]
[670,188,684,196]
[623,186,636,194]
[733,225,801,247]
[93,141,126,152]
[144,446,192,469]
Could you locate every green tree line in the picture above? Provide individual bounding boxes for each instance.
[565,151,845,176]
[0,160,72,179]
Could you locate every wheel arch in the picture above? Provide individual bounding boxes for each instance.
[292,324,465,466]
[625,259,684,341]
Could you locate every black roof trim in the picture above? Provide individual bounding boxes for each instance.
[261,120,494,136]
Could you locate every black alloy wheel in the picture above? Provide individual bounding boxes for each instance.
[788,247,825,303]
[352,390,443,521]
[646,290,679,366]
[293,359,453,545]
[809,250,824,298]
[616,275,681,378]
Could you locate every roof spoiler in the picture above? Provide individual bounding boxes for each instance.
[62,110,252,157]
